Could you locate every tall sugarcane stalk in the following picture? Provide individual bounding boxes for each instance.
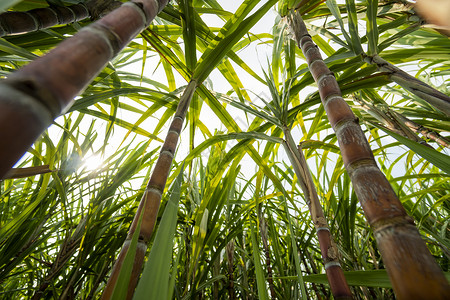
[0,0,121,37]
[364,54,450,116]
[287,10,450,299]
[101,80,197,300]
[0,0,170,179]
[282,127,353,300]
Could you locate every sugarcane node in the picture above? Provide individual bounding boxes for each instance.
[310,60,329,81]
[303,41,317,56]
[0,12,32,35]
[31,8,58,28]
[70,4,90,22]
[145,186,163,198]
[305,48,323,66]
[344,158,376,177]
[87,23,122,57]
[65,6,77,22]
[52,5,76,24]
[5,77,61,118]
[299,35,312,49]
[131,1,146,18]
[162,136,178,152]
[23,12,40,30]
[371,215,416,236]
[129,0,158,26]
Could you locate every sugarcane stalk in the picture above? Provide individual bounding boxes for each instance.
[3,165,53,179]
[0,0,122,37]
[282,127,353,300]
[226,240,236,300]
[364,54,450,116]
[354,95,433,148]
[0,0,170,179]
[395,113,450,149]
[287,9,450,299]
[101,80,197,300]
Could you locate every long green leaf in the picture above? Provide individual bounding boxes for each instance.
[376,126,450,174]
[194,0,278,83]
[251,226,270,300]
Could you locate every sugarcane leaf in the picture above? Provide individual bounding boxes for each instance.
[345,0,363,55]
[251,226,270,300]
[366,0,378,55]
[194,0,278,83]
[0,39,38,60]
[325,0,352,51]
[376,126,450,174]
[180,0,197,73]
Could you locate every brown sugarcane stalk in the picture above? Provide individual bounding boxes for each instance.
[101,80,197,300]
[282,127,353,300]
[0,0,170,179]
[0,0,122,37]
[395,112,450,149]
[226,239,236,300]
[288,10,450,299]
[363,54,450,116]
[2,164,53,179]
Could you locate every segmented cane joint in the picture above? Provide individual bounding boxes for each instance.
[1,78,61,119]
[372,215,415,238]
[81,23,122,57]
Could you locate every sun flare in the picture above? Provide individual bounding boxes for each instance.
[80,154,103,172]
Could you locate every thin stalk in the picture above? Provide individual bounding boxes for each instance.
[102,80,197,300]
[226,240,236,300]
[3,165,54,179]
[395,113,450,149]
[0,0,170,179]
[354,95,433,148]
[282,126,353,300]
[257,208,276,299]
[288,10,450,299]
[364,54,450,116]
